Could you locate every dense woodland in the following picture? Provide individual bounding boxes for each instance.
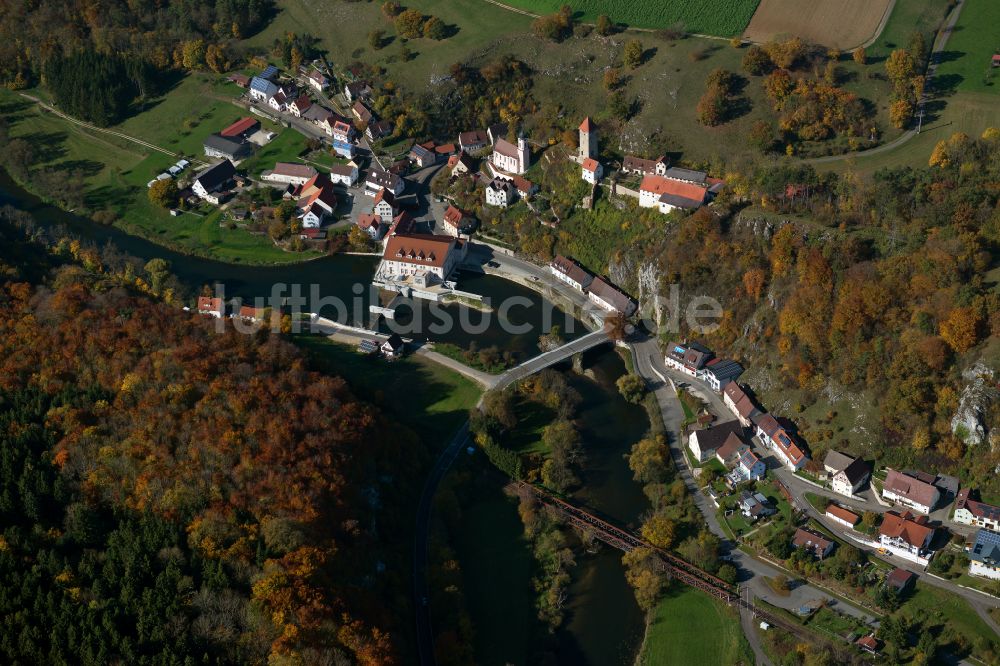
[0,221,420,664]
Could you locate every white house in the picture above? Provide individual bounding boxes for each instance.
[449,151,474,177]
[296,173,338,228]
[755,414,807,471]
[698,358,744,392]
[968,529,1000,580]
[825,504,860,529]
[373,188,398,223]
[549,255,594,292]
[485,177,515,207]
[366,168,405,196]
[267,91,288,113]
[441,205,474,238]
[356,213,386,241]
[249,76,279,102]
[727,450,766,486]
[638,174,709,214]
[307,69,329,92]
[878,510,934,560]
[823,450,856,477]
[381,233,463,282]
[328,162,359,187]
[581,158,603,184]
[491,137,529,175]
[192,160,236,203]
[688,421,745,463]
[622,155,669,176]
[586,276,637,316]
[954,489,1000,531]
[344,80,371,102]
[832,458,871,497]
[262,162,317,187]
[882,469,940,514]
[458,130,488,153]
[288,94,312,118]
[381,333,405,358]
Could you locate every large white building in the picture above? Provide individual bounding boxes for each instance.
[381,233,463,282]
[549,255,594,292]
[485,177,516,207]
[882,469,940,514]
[954,489,1000,531]
[261,162,317,186]
[638,174,709,214]
[831,457,871,498]
[491,137,529,175]
[581,158,603,184]
[968,529,1000,580]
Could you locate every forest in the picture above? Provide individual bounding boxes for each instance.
[0,219,420,664]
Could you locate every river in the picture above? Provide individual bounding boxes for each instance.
[0,170,581,358]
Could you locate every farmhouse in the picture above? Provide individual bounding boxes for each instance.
[328,163,359,187]
[581,158,603,184]
[578,117,597,161]
[882,469,940,514]
[622,155,669,176]
[792,527,835,559]
[727,449,766,486]
[197,296,224,318]
[586,276,637,316]
[485,177,516,207]
[491,137,529,175]
[458,130,489,153]
[954,489,1000,531]
[878,510,934,559]
[755,414,807,471]
[261,162,317,187]
[549,255,594,292]
[203,134,252,161]
[832,457,871,497]
[688,420,745,463]
[723,383,761,427]
[825,504,860,528]
[968,529,1000,580]
[638,174,709,213]
[192,160,236,204]
[381,233,463,282]
[220,117,260,139]
[366,168,405,196]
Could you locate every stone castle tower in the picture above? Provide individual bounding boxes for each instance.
[578,117,597,161]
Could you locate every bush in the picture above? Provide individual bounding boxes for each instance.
[394,9,424,39]
[147,179,179,208]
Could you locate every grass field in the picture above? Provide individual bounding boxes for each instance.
[743,0,893,49]
[932,0,1000,95]
[867,0,951,60]
[295,337,480,443]
[639,586,753,665]
[496,0,760,35]
[893,582,999,663]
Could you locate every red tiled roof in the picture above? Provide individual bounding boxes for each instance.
[640,174,708,203]
[436,143,456,154]
[879,510,933,549]
[442,205,465,229]
[197,296,222,312]
[579,116,594,132]
[825,504,859,526]
[356,213,380,230]
[383,233,456,268]
[582,158,600,172]
[220,117,258,137]
[239,305,264,318]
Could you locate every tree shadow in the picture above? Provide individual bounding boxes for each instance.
[19,131,68,164]
[58,159,105,179]
[933,49,965,65]
[932,73,964,97]
[725,96,753,123]
[440,23,460,39]
[641,46,658,65]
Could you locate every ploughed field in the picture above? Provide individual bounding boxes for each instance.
[742,0,894,49]
[496,0,761,35]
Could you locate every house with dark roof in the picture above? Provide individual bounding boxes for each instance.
[586,276,637,316]
[449,151,475,177]
[688,420,745,462]
[715,432,750,467]
[723,383,762,428]
[259,65,280,81]
[192,160,237,204]
[485,177,516,207]
[373,187,399,223]
[823,450,856,476]
[306,69,329,91]
[882,469,940,514]
[249,76,279,101]
[366,119,394,141]
[487,123,508,146]
[365,168,405,196]
[664,166,708,184]
[622,154,669,176]
[793,527,835,559]
[664,341,713,376]
[352,100,374,124]
[967,529,1000,580]
[409,143,437,168]
[699,358,744,392]
[832,457,871,497]
[344,80,372,102]
[289,94,312,118]
[886,567,916,592]
[203,134,252,161]
[549,255,594,292]
[954,489,1000,531]
[458,130,489,153]
[381,333,405,358]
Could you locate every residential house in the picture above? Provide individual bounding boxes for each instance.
[878,510,934,559]
[823,450,856,476]
[366,119,394,141]
[739,491,776,521]
[228,73,250,88]
[356,213,386,241]
[381,333,405,358]
[409,143,437,168]
[792,527,835,559]
[435,143,456,157]
[825,504,860,528]
[715,432,750,467]
[261,162,317,187]
[344,80,371,102]
[352,100,373,124]
[381,233,463,282]
[581,158,603,184]
[688,420,745,462]
[549,255,594,292]
[328,162,359,187]
[288,94,312,118]
[267,91,288,113]
[586,276,637,316]
[723,383,761,428]
[315,111,342,136]
[882,469,940,514]
[886,568,916,593]
[448,151,475,177]
[638,174,709,213]
[299,227,326,241]
[728,449,766,486]
[192,160,236,204]
[197,296,224,318]
[856,636,882,655]
[755,414,807,471]
[622,155,669,176]
[306,69,329,91]
[699,358,744,392]
[296,173,338,227]
[203,134,252,161]
[249,76,279,101]
[332,119,355,144]
[219,117,260,139]
[512,175,538,199]
[578,117,597,161]
[373,188,399,223]
[458,130,488,153]
[441,205,474,237]
[491,136,529,175]
[832,458,871,497]
[967,529,1000,580]
[954,489,1000,531]
[366,168,405,196]
[485,177,516,207]
[387,211,416,237]
[664,341,713,377]
[237,305,265,322]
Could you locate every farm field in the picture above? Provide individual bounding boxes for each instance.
[491,0,761,35]
[639,586,752,665]
[742,0,894,49]
[931,0,1000,95]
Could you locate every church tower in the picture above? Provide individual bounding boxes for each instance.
[578,117,597,161]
